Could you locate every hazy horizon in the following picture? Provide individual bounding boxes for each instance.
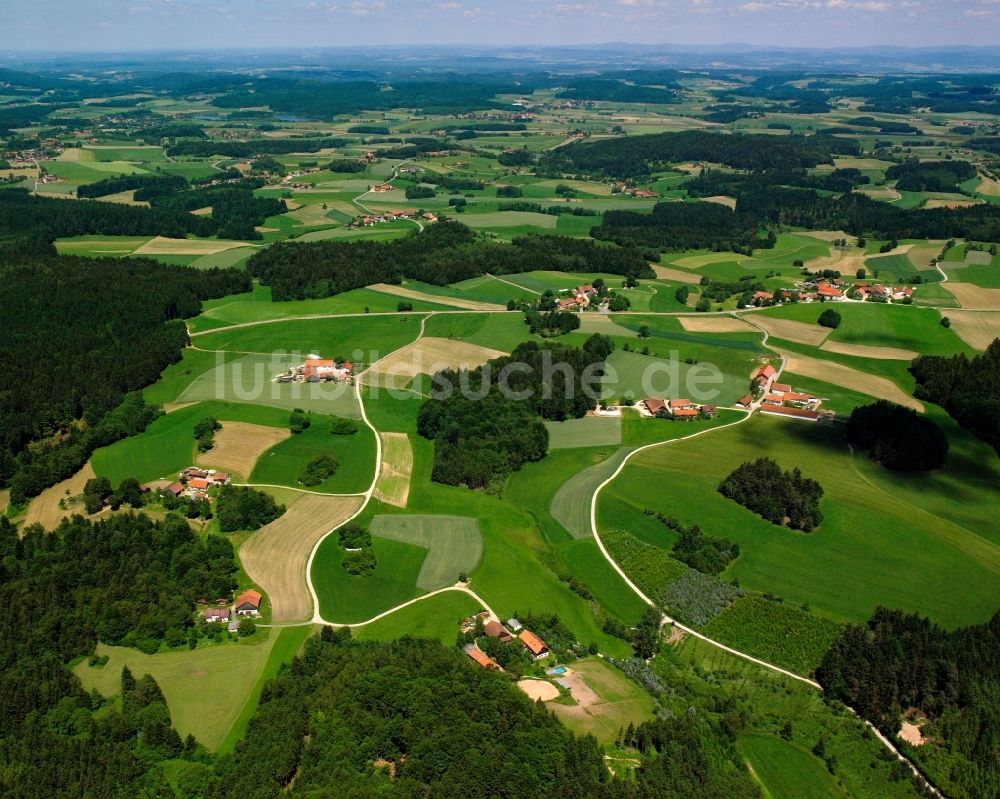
[1,1,998,53]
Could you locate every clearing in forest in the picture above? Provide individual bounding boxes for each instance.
[73,638,279,751]
[240,494,363,622]
[369,514,483,591]
[678,315,756,334]
[369,283,507,311]
[373,432,413,508]
[942,282,1000,310]
[770,347,922,411]
[943,310,1000,350]
[196,421,291,479]
[699,195,737,209]
[132,236,249,256]
[818,340,918,361]
[23,461,96,530]
[364,336,505,385]
[747,315,832,347]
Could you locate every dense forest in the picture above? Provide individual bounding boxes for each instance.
[418,337,610,488]
[0,512,237,798]
[0,255,249,504]
[910,340,1000,456]
[817,608,1000,799]
[246,220,653,301]
[845,400,949,471]
[206,630,760,799]
[593,201,774,254]
[718,457,824,531]
[884,159,978,193]
[542,130,837,178]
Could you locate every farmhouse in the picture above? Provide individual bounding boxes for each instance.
[235,589,262,616]
[752,364,777,390]
[666,399,699,418]
[519,629,550,659]
[737,394,754,408]
[484,619,513,643]
[371,183,393,192]
[279,358,354,384]
[166,482,184,498]
[816,282,845,301]
[463,644,501,670]
[203,608,230,624]
[642,397,667,416]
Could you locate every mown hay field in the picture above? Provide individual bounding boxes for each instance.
[241,493,363,622]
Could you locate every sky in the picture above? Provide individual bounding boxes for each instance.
[1,0,998,51]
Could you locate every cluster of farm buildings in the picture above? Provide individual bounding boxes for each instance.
[201,589,262,632]
[351,209,437,227]
[164,466,232,500]
[461,614,549,670]
[753,278,916,306]
[738,364,834,422]
[640,397,717,420]
[610,181,657,198]
[275,357,354,384]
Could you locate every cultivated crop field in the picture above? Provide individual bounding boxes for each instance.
[373,432,413,507]
[365,336,506,385]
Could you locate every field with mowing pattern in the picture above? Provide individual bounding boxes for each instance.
[241,493,363,622]
[369,514,483,591]
[943,309,1000,349]
[545,416,622,449]
[373,432,413,507]
[197,421,290,480]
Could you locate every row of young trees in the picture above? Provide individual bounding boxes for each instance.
[246,220,653,301]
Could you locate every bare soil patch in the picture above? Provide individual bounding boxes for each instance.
[562,672,601,708]
[944,310,1000,350]
[240,494,363,622]
[699,195,736,209]
[749,315,832,347]
[651,265,703,284]
[365,337,506,384]
[369,282,505,311]
[772,347,923,411]
[373,432,413,508]
[133,236,248,256]
[898,722,925,747]
[23,461,96,530]
[924,199,981,210]
[197,421,291,479]
[678,315,755,334]
[820,340,917,361]
[190,206,213,216]
[942,282,1000,310]
[517,679,560,701]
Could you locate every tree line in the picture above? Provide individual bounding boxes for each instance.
[845,400,949,471]
[246,220,653,301]
[0,254,250,505]
[910,339,1000,456]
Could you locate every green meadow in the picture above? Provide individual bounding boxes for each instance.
[249,420,377,494]
[91,401,289,484]
[599,413,1000,628]
[369,514,483,590]
[353,590,483,644]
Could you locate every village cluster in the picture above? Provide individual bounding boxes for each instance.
[460,613,549,670]
[274,356,354,384]
[164,466,232,501]
[610,181,657,198]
